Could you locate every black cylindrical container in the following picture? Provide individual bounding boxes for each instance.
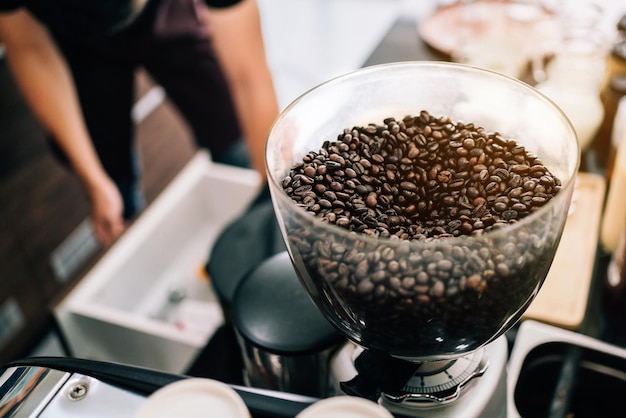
[232,251,344,398]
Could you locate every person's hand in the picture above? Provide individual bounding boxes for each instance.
[89,177,126,247]
[0,9,129,246]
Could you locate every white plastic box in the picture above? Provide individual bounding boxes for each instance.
[54,151,260,374]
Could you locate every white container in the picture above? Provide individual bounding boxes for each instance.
[296,396,393,418]
[54,151,260,374]
[135,378,251,418]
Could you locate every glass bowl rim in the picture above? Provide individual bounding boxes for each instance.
[265,60,580,247]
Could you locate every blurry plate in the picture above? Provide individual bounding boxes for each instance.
[419,1,559,57]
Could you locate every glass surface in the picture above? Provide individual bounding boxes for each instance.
[266,62,579,361]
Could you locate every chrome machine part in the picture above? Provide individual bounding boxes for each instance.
[0,357,320,418]
[331,335,508,418]
[382,336,509,418]
[382,348,488,406]
[0,365,145,417]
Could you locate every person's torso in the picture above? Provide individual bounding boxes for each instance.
[21,0,151,39]
[1,0,243,40]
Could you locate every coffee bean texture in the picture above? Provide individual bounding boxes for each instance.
[279,111,565,358]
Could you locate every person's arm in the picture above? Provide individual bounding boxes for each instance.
[199,0,280,183]
[0,8,125,246]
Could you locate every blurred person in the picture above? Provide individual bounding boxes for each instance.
[0,0,279,246]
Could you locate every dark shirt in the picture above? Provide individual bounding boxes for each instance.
[0,0,241,39]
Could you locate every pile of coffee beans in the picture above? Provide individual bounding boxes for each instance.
[279,110,565,357]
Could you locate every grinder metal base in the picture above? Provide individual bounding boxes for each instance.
[331,335,508,418]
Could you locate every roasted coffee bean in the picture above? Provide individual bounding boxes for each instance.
[280,111,563,356]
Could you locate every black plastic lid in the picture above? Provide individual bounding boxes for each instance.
[232,252,344,355]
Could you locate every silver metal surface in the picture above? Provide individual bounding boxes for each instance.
[236,331,341,398]
[0,366,70,417]
[38,373,145,418]
[0,366,146,418]
[330,336,509,417]
[383,347,488,406]
[507,320,626,418]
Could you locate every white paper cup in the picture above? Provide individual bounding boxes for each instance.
[296,396,394,418]
[135,378,250,418]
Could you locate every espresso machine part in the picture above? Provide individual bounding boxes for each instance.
[381,336,508,418]
[330,336,508,418]
[0,367,145,417]
[0,357,320,418]
[0,358,165,418]
[232,251,345,398]
[265,62,579,417]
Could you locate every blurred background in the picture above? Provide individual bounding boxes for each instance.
[1,0,626,377]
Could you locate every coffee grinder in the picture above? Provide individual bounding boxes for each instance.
[264,62,579,417]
